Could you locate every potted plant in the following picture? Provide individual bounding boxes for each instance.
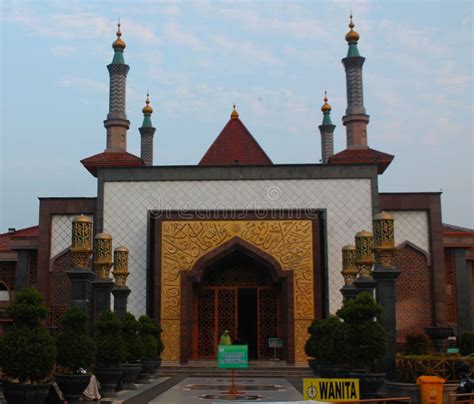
[55,307,96,404]
[304,316,345,376]
[458,332,474,356]
[0,288,56,404]
[153,320,164,370]
[121,313,144,389]
[405,333,430,355]
[337,292,387,399]
[94,311,126,397]
[137,315,158,383]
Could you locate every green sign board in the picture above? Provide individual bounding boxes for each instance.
[217,345,248,369]
[268,338,283,348]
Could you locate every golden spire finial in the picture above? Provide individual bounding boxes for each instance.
[321,90,332,112]
[231,103,239,119]
[113,18,126,49]
[142,92,153,114]
[345,12,360,43]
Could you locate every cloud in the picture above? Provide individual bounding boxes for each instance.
[211,36,280,66]
[163,22,208,52]
[51,45,77,57]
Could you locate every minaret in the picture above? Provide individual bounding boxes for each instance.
[139,93,156,166]
[342,14,369,149]
[319,92,335,164]
[104,21,130,152]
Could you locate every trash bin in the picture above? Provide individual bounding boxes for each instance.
[416,375,445,404]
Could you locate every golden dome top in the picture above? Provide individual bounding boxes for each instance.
[321,91,332,112]
[73,214,92,224]
[114,246,129,253]
[345,14,360,42]
[231,104,239,119]
[112,21,126,49]
[374,211,394,221]
[142,93,153,114]
[355,230,373,238]
[95,232,112,240]
[342,244,356,251]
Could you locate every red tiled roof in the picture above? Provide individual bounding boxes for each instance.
[328,147,394,174]
[199,117,272,166]
[443,223,474,233]
[0,225,39,252]
[81,151,144,177]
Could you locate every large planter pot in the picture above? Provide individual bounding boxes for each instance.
[55,374,91,404]
[94,366,123,398]
[307,359,320,376]
[121,363,142,390]
[425,326,454,353]
[320,364,343,378]
[137,359,155,384]
[3,381,51,404]
[349,372,386,399]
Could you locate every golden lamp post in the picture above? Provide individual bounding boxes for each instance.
[112,247,129,287]
[94,233,113,279]
[341,244,358,286]
[70,215,93,269]
[373,211,396,267]
[355,230,374,280]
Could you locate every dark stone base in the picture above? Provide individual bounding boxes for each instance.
[349,372,385,399]
[3,381,51,404]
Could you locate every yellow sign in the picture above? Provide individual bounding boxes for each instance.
[303,378,360,402]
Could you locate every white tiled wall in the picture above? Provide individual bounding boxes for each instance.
[103,179,373,316]
[387,210,430,254]
[50,215,93,258]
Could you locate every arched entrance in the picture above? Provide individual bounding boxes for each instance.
[179,237,294,363]
[195,251,278,359]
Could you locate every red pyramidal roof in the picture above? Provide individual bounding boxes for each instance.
[199,108,272,166]
[81,151,144,177]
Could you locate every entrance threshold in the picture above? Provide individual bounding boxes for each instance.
[164,360,290,368]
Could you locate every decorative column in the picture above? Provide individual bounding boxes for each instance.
[340,244,358,300]
[342,14,370,149]
[139,93,156,166]
[111,247,131,317]
[104,22,130,152]
[91,233,114,324]
[66,215,94,311]
[372,211,400,378]
[354,230,376,294]
[319,91,335,163]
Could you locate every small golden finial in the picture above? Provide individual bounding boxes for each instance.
[321,90,332,112]
[231,103,239,119]
[113,18,126,49]
[345,12,360,43]
[142,92,153,114]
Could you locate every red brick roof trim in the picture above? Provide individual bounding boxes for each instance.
[199,117,272,166]
[0,225,39,252]
[328,147,394,174]
[81,151,144,177]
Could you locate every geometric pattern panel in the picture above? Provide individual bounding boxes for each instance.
[387,210,430,254]
[51,215,94,258]
[103,179,373,318]
[395,245,433,338]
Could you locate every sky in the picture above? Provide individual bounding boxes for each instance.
[0,0,473,232]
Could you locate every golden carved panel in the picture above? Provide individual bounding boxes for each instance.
[161,220,314,362]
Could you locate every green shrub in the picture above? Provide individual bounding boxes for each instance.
[139,315,159,359]
[0,288,56,382]
[337,293,386,372]
[122,313,145,362]
[459,332,474,356]
[405,333,430,355]
[94,311,126,367]
[304,316,345,363]
[56,307,96,372]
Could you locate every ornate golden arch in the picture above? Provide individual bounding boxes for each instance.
[160,220,314,362]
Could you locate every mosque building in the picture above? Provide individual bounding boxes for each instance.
[0,17,473,364]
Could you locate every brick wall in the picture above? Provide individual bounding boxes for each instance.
[48,251,71,328]
[395,244,433,338]
[444,249,457,324]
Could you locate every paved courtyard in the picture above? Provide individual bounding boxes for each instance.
[150,377,303,403]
